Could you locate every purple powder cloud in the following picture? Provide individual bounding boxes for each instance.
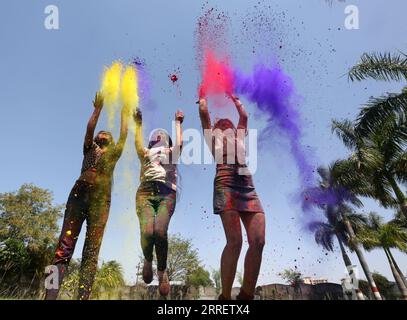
[233,62,316,188]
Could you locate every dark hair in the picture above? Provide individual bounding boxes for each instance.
[213,119,236,131]
[95,131,114,146]
[148,130,173,149]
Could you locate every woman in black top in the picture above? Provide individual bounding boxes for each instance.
[45,92,130,300]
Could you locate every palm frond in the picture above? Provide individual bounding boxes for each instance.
[331,159,377,200]
[317,166,331,186]
[343,211,368,234]
[332,119,358,150]
[355,90,407,137]
[391,149,407,177]
[393,210,407,228]
[366,212,384,231]
[356,145,385,171]
[349,52,407,82]
[356,228,380,251]
[370,173,398,208]
[310,221,335,252]
[381,222,407,252]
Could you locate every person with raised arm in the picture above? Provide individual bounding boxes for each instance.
[134,109,184,297]
[45,92,130,300]
[198,96,265,300]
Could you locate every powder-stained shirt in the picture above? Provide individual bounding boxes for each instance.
[81,142,121,176]
[139,146,177,191]
[81,142,104,173]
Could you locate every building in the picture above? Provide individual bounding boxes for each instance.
[302,277,328,285]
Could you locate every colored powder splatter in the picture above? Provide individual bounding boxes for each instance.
[199,50,234,99]
[194,5,343,228]
[170,74,178,83]
[101,61,123,106]
[100,61,123,128]
[132,56,145,67]
[195,7,232,71]
[121,65,139,111]
[132,58,151,106]
[233,62,316,188]
[198,51,315,188]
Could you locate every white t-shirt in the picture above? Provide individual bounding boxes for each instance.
[139,146,177,191]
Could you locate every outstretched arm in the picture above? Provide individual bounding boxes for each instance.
[84,92,104,150]
[115,104,131,157]
[134,109,145,159]
[172,110,184,161]
[198,98,211,131]
[231,95,248,130]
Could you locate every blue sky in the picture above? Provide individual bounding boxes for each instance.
[1,0,407,286]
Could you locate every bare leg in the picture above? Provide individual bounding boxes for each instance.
[220,211,242,299]
[239,212,265,297]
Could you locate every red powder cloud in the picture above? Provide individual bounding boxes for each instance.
[199,50,234,98]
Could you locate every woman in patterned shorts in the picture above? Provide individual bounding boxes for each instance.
[198,95,265,300]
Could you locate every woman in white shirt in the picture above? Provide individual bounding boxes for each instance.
[134,109,184,297]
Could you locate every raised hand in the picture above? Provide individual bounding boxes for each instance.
[93,92,104,110]
[175,110,184,124]
[133,109,142,124]
[198,98,207,107]
[230,95,242,107]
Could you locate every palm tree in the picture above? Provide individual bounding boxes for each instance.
[358,213,407,300]
[93,261,125,299]
[348,52,407,137]
[310,213,365,300]
[332,117,407,220]
[342,51,407,218]
[303,165,382,300]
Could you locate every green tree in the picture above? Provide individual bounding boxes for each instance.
[60,259,125,300]
[187,266,213,289]
[211,269,221,295]
[358,213,407,299]
[370,272,400,300]
[307,167,365,300]
[59,259,81,299]
[0,184,63,296]
[279,268,303,287]
[93,261,125,299]
[343,51,407,219]
[164,234,213,299]
[166,234,201,283]
[332,117,407,219]
[304,165,382,299]
[359,273,400,300]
